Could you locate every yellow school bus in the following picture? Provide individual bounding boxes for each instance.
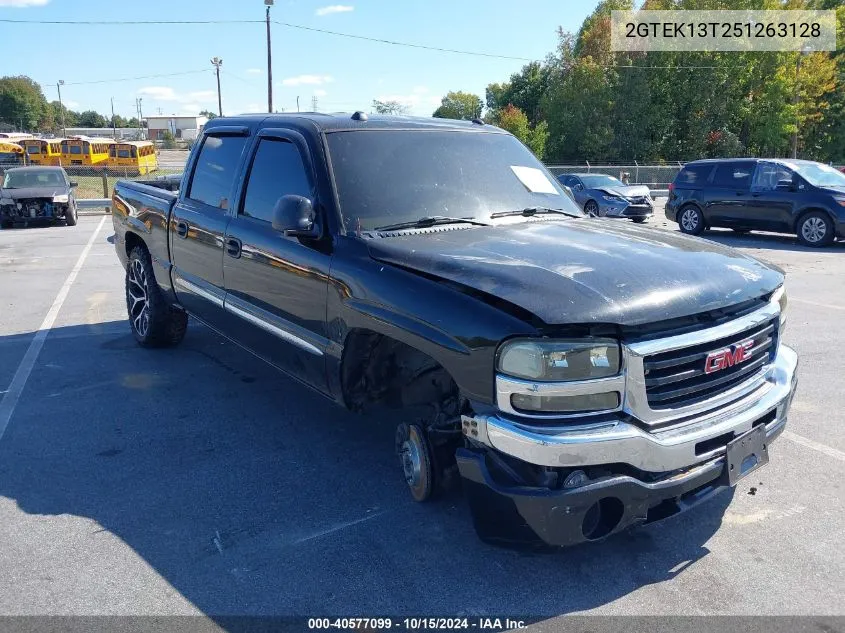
[61,136,112,167]
[108,141,158,175]
[21,138,65,166]
[0,141,25,168]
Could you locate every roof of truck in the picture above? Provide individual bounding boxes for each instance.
[210,112,506,134]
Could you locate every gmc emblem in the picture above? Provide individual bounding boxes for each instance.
[704,339,755,374]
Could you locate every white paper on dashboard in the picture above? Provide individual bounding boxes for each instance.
[510,166,560,195]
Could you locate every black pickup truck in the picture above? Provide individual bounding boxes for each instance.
[111,113,798,548]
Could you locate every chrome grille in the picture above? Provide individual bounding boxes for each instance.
[643,318,778,409]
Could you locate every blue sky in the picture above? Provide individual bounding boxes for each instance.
[0,0,599,119]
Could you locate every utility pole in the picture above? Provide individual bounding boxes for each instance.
[111,97,117,139]
[138,98,144,139]
[311,95,318,112]
[296,96,300,112]
[211,57,223,117]
[265,0,274,113]
[57,80,66,137]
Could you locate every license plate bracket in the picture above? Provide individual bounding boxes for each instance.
[726,424,769,486]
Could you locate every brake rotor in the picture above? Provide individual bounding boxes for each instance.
[395,423,434,502]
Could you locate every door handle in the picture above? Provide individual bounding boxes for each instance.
[225,237,242,258]
[176,221,189,238]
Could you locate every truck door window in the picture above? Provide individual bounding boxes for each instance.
[187,134,247,210]
[241,138,311,223]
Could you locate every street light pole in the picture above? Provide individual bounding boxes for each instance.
[211,57,223,117]
[265,0,274,113]
[57,80,66,137]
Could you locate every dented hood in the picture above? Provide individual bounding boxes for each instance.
[366,219,783,326]
[0,186,69,200]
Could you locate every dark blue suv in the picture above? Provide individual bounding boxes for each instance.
[665,158,845,247]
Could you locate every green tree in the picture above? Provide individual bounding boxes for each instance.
[432,91,483,120]
[0,75,47,131]
[161,130,176,149]
[199,109,218,120]
[77,110,107,127]
[371,99,409,115]
[109,114,128,128]
[495,104,549,159]
[485,61,553,126]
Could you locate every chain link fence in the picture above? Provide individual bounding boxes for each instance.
[545,163,685,188]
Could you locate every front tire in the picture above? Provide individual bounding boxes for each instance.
[65,204,77,227]
[632,217,648,224]
[584,200,599,217]
[678,205,705,236]
[797,212,834,247]
[126,245,188,347]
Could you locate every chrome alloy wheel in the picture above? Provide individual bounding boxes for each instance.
[681,208,699,232]
[801,216,827,243]
[127,258,150,338]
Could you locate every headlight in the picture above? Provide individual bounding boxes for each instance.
[601,194,625,203]
[498,339,621,382]
[53,195,69,203]
[771,285,787,331]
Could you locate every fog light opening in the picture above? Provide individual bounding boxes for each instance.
[581,497,625,541]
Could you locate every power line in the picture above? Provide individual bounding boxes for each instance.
[44,69,210,87]
[0,17,532,61]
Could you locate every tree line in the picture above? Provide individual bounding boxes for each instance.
[431,0,844,164]
[0,75,222,133]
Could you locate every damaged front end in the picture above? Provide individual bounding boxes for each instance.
[1,197,69,223]
[454,294,798,548]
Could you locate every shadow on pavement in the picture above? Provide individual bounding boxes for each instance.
[0,320,734,619]
[700,229,845,253]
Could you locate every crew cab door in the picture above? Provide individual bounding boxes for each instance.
[705,161,756,227]
[222,129,331,393]
[170,128,248,328]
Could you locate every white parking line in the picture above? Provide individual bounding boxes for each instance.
[791,298,845,311]
[782,431,845,463]
[0,216,107,442]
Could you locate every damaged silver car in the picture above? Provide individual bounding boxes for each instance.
[0,166,79,229]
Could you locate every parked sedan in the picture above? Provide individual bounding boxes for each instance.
[0,166,79,228]
[557,173,653,223]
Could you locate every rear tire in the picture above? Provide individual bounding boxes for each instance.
[65,204,77,227]
[0,220,11,230]
[796,212,834,247]
[678,205,705,236]
[126,245,188,347]
[632,217,648,224]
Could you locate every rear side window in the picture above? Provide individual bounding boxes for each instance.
[676,164,713,186]
[241,138,311,223]
[188,135,247,210]
[712,162,754,189]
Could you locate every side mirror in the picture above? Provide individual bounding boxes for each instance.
[69,181,78,188]
[573,183,583,192]
[775,179,794,191]
[271,194,319,238]
[561,185,574,198]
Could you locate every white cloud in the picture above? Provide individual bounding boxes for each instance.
[137,86,177,101]
[315,4,353,16]
[281,74,333,87]
[180,103,201,114]
[376,92,442,115]
[245,68,262,75]
[313,89,328,97]
[412,86,429,94]
[188,90,216,101]
[0,0,49,6]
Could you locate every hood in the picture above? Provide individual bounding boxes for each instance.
[0,186,69,200]
[366,219,783,327]
[593,184,651,199]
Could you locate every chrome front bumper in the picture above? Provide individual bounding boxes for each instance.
[463,344,797,473]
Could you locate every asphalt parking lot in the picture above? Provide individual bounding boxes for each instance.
[0,211,843,626]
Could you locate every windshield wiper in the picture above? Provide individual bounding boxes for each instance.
[375,216,490,231]
[489,206,580,219]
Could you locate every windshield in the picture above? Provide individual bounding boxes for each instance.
[581,174,624,188]
[2,170,64,189]
[326,130,581,232]
[788,162,845,188]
